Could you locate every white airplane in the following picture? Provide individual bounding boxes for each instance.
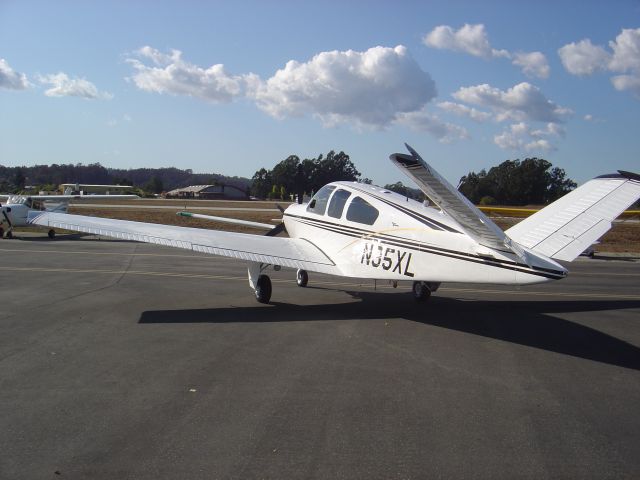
[0,193,138,239]
[26,145,640,303]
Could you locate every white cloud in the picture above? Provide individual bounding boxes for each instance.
[452,82,572,123]
[494,122,563,152]
[394,108,469,143]
[558,39,610,75]
[512,51,550,79]
[249,45,437,128]
[559,28,640,98]
[437,101,492,122]
[611,74,640,96]
[38,73,112,99]
[126,46,246,103]
[608,28,640,72]
[0,59,30,90]
[423,24,549,78]
[423,24,509,59]
[125,45,467,140]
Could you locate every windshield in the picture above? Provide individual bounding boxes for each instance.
[306,185,336,215]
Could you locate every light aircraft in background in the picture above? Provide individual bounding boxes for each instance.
[1,193,138,239]
[28,145,640,303]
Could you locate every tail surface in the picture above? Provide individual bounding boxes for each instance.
[506,172,640,261]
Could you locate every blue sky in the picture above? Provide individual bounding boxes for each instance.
[1,0,639,187]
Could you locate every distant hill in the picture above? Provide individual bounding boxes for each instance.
[0,163,251,192]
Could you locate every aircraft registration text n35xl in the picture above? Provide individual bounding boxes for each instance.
[25,145,640,303]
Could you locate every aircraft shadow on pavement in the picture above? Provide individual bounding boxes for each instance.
[139,292,640,371]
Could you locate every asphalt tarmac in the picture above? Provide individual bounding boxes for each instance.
[1,235,639,479]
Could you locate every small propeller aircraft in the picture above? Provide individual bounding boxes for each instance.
[27,145,640,303]
[1,193,138,239]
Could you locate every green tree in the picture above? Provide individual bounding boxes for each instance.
[13,169,26,191]
[383,181,424,201]
[249,150,362,200]
[250,168,272,199]
[459,158,576,205]
[145,176,164,194]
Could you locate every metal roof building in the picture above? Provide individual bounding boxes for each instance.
[165,184,248,200]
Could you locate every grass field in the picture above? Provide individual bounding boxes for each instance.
[62,199,640,254]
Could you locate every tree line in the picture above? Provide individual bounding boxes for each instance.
[0,163,251,195]
[2,153,584,207]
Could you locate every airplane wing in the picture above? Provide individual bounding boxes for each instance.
[28,211,339,275]
[390,144,511,253]
[505,172,640,261]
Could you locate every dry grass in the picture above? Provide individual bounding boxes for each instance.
[493,218,640,254]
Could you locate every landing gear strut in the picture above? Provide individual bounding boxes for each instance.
[248,262,275,304]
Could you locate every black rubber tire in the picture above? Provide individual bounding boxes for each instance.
[255,275,272,304]
[5,230,12,239]
[0,227,3,238]
[296,269,308,287]
[48,229,55,239]
[412,281,431,302]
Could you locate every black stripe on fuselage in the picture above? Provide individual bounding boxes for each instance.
[284,213,566,280]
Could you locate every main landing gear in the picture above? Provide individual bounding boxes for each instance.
[48,229,56,239]
[296,269,308,287]
[412,281,441,302]
[248,264,311,304]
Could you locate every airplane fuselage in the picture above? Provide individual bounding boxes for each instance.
[283,182,567,286]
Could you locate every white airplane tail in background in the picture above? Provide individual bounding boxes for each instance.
[506,171,640,262]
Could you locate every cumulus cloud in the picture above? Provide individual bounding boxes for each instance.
[248,45,437,128]
[124,45,470,141]
[559,28,640,97]
[126,46,246,103]
[423,24,509,59]
[38,73,113,99]
[394,108,469,143]
[608,28,640,72]
[0,59,30,90]
[558,39,610,75]
[512,51,550,79]
[423,24,549,78]
[452,82,572,123]
[494,122,563,152]
[437,101,492,122]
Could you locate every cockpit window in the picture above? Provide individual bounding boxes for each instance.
[346,196,379,225]
[306,185,336,215]
[327,189,351,219]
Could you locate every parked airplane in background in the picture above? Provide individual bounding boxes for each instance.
[1,193,138,239]
[28,145,640,303]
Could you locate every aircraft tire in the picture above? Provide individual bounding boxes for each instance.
[412,281,431,302]
[0,227,4,238]
[296,269,308,287]
[255,274,272,304]
[5,230,12,239]
[48,229,55,239]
